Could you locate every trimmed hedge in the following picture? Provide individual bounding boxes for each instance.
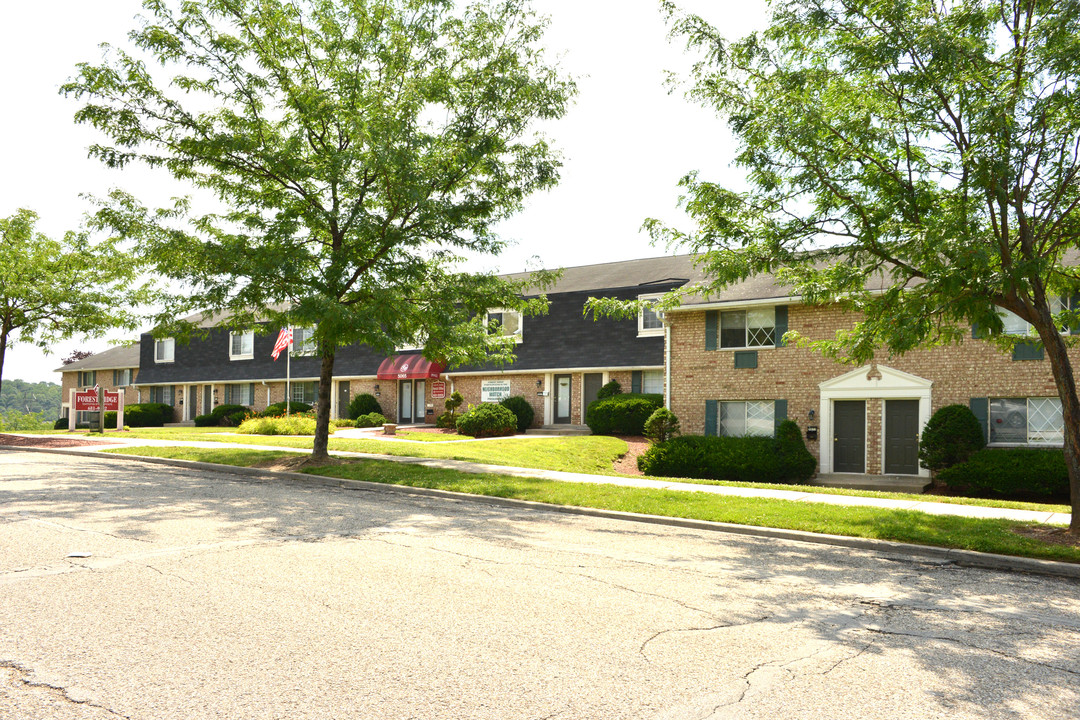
[194,403,252,427]
[638,421,817,484]
[238,414,322,436]
[919,404,985,472]
[499,395,535,432]
[103,402,173,428]
[348,393,383,420]
[456,403,516,438]
[596,379,622,400]
[586,393,663,436]
[937,448,1068,499]
[643,407,680,443]
[54,417,70,430]
[258,401,312,417]
[355,412,387,428]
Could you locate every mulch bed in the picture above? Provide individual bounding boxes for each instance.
[0,433,121,448]
[1012,525,1080,549]
[613,436,649,475]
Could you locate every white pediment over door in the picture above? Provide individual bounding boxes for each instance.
[819,364,932,398]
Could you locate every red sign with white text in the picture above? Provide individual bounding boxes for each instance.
[431,381,446,400]
[74,390,121,412]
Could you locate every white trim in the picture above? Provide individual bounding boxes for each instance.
[664,324,671,410]
[485,308,523,344]
[637,294,664,337]
[229,330,255,360]
[664,296,802,313]
[154,338,175,363]
[818,364,932,477]
[446,365,663,377]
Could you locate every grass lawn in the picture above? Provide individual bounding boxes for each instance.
[101,445,1079,564]
[393,430,475,442]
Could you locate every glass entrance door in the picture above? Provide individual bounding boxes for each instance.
[399,381,414,424]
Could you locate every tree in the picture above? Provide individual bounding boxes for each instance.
[649,0,1080,533]
[61,349,95,365]
[0,210,149,402]
[66,0,574,460]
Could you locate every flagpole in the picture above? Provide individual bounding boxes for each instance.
[286,329,292,418]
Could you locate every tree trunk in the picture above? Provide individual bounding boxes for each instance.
[0,329,7,403]
[1035,324,1080,534]
[312,351,336,461]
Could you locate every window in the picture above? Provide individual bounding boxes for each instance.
[486,309,523,342]
[989,397,1063,445]
[291,382,317,404]
[641,370,664,394]
[77,370,96,387]
[224,383,254,406]
[720,308,775,349]
[720,401,775,437]
[149,385,175,405]
[155,338,175,363]
[113,369,132,387]
[230,330,254,360]
[638,295,663,337]
[291,327,317,356]
[999,296,1076,336]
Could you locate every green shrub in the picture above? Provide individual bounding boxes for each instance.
[194,403,252,427]
[643,407,680,443]
[435,411,456,429]
[54,416,70,430]
[499,395,535,432]
[638,427,817,484]
[586,393,663,436]
[259,401,312,417]
[596,379,622,400]
[919,404,986,472]
[355,412,387,428]
[114,402,173,427]
[348,393,383,420]
[238,414,323,436]
[332,418,356,428]
[0,410,51,432]
[938,448,1068,498]
[456,403,516,438]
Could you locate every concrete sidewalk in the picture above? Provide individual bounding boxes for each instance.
[23,434,1072,526]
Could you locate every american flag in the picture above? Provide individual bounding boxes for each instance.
[271,327,293,360]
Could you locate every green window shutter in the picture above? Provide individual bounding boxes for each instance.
[969,398,989,444]
[972,321,985,339]
[705,400,718,437]
[1012,341,1044,361]
[774,305,788,347]
[631,371,642,394]
[113,370,119,385]
[773,399,788,435]
[734,350,758,369]
[705,310,718,351]
[1071,294,1080,335]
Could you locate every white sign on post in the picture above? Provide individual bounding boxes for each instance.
[480,380,512,403]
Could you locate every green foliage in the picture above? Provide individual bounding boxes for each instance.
[54,416,70,430]
[643,407,681,444]
[0,379,61,416]
[348,394,383,420]
[332,418,356,428]
[938,449,1068,499]
[355,412,387,429]
[586,394,664,436]
[596,380,622,401]
[774,420,817,482]
[67,0,574,458]
[455,403,516,438]
[498,395,535,433]
[0,210,152,398]
[111,402,173,428]
[238,414,322,436]
[194,403,251,427]
[435,411,457,430]
[259,401,312,418]
[638,431,816,484]
[0,410,52,432]
[919,405,986,472]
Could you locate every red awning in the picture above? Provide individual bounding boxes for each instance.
[376,354,445,380]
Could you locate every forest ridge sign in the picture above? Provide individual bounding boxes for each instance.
[73,390,121,412]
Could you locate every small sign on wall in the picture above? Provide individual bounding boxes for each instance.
[431,381,446,400]
[481,379,512,403]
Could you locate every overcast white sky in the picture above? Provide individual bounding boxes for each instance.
[1,0,770,385]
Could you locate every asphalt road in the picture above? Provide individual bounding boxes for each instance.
[1,450,1078,720]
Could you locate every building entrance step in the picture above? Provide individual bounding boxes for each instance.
[525,425,592,436]
[811,474,930,493]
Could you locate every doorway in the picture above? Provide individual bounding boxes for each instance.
[554,374,572,424]
[884,399,920,474]
[398,380,426,424]
[338,381,350,420]
[583,373,603,421]
[833,400,866,473]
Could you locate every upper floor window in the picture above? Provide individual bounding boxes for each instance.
[154,338,175,363]
[230,330,254,360]
[999,296,1076,336]
[292,327,317,356]
[78,370,96,387]
[638,295,664,337]
[113,369,132,387]
[721,308,775,349]
[989,397,1063,445]
[486,309,523,343]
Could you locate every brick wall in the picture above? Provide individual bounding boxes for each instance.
[60,369,140,418]
[670,304,1079,472]
[449,374,546,427]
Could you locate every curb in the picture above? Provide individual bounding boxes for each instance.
[5,445,1080,580]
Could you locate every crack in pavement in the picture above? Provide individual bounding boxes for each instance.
[638,614,775,662]
[1,660,131,719]
[859,597,1080,631]
[13,514,154,544]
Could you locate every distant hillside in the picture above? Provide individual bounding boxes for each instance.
[0,379,62,416]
